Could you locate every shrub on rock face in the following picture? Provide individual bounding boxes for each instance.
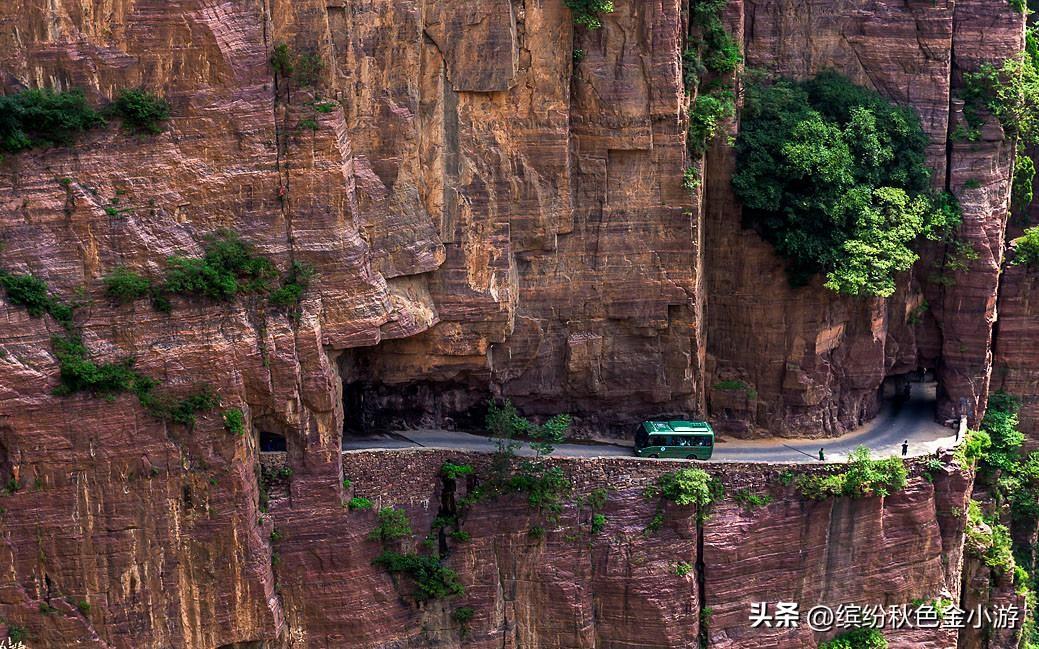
[648,468,722,507]
[565,0,614,29]
[1013,226,1039,268]
[103,267,153,303]
[818,627,887,649]
[0,88,105,153]
[109,89,170,134]
[732,72,959,297]
[795,447,906,500]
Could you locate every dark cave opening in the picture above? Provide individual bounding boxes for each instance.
[259,431,287,453]
[338,345,490,437]
[881,368,941,422]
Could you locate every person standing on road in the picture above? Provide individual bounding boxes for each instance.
[902,440,909,456]
[818,448,825,461]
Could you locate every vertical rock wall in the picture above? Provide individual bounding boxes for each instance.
[704,0,1023,437]
[0,0,1030,646]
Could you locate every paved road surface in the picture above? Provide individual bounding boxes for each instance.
[342,383,960,463]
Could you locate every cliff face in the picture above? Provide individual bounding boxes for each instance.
[705,0,1022,437]
[0,0,1030,646]
[277,451,972,649]
[0,1,1024,437]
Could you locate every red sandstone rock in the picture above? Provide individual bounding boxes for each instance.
[0,0,1029,646]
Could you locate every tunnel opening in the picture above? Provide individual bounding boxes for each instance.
[259,431,287,453]
[339,347,490,437]
[880,368,942,423]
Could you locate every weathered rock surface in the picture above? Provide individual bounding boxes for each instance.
[278,451,971,649]
[0,0,1031,646]
[706,0,1023,437]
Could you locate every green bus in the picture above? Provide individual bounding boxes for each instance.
[634,420,715,460]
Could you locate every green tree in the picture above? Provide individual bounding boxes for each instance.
[109,89,170,134]
[565,0,614,29]
[0,88,105,152]
[1013,226,1039,267]
[733,72,957,296]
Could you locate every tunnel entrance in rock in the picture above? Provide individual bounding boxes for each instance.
[342,379,488,434]
[259,431,287,453]
[339,348,488,436]
[880,369,941,423]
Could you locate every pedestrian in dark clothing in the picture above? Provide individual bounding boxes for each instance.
[819,448,825,461]
[902,440,909,456]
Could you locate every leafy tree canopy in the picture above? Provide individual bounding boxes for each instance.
[733,72,959,297]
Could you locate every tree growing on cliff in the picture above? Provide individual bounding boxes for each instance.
[0,88,105,153]
[732,72,960,297]
[109,89,170,135]
[1012,226,1039,267]
[565,0,614,29]
[818,627,887,649]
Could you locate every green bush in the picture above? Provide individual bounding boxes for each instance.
[674,561,693,576]
[6,626,26,643]
[650,468,722,508]
[590,513,607,534]
[452,606,475,624]
[270,43,294,77]
[348,496,373,511]
[702,34,742,75]
[732,489,773,510]
[531,414,571,458]
[52,334,154,397]
[586,487,608,510]
[0,88,106,152]
[1013,226,1039,268]
[0,271,73,326]
[109,89,170,135]
[963,55,1039,146]
[955,429,992,468]
[682,49,705,91]
[162,230,278,301]
[440,462,475,480]
[368,507,412,543]
[506,462,570,513]
[103,267,153,303]
[818,627,887,649]
[372,551,465,601]
[269,43,323,87]
[138,384,219,426]
[268,261,316,309]
[1012,148,1035,214]
[485,399,533,438]
[922,457,944,483]
[223,408,245,435]
[565,0,614,29]
[689,90,735,152]
[981,392,1025,473]
[733,72,958,296]
[796,447,906,500]
[965,500,1016,573]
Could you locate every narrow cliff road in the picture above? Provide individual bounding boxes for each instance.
[343,385,960,463]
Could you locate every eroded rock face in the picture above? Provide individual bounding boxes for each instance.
[273,451,971,649]
[0,0,1029,646]
[705,0,1023,437]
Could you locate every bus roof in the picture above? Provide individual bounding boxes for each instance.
[643,420,713,435]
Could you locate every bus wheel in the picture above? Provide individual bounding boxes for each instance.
[649,453,659,459]
[686,454,697,460]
